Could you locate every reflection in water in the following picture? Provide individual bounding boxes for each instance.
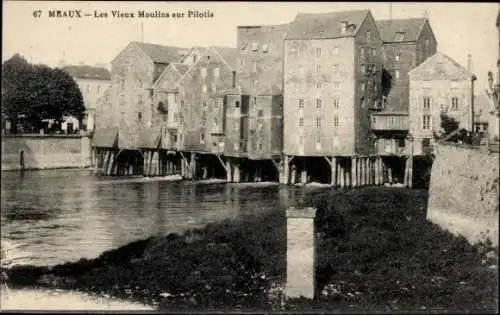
[1,169,328,267]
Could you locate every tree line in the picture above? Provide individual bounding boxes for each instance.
[1,54,85,133]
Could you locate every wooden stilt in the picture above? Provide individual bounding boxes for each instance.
[408,156,413,188]
[283,155,290,185]
[190,153,197,179]
[374,157,379,185]
[300,167,307,184]
[291,163,297,185]
[331,157,337,187]
[351,156,357,187]
[226,160,232,182]
[404,157,409,187]
[388,162,393,184]
[339,161,345,188]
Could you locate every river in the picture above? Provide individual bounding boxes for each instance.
[1,168,327,267]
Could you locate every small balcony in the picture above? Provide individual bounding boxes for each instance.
[371,112,409,131]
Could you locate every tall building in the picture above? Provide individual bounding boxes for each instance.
[283,10,383,158]
[62,65,111,131]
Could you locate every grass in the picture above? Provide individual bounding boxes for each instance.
[3,187,498,312]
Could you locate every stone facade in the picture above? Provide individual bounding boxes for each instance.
[409,52,475,155]
[283,10,383,157]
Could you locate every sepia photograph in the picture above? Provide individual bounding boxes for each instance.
[1,1,499,312]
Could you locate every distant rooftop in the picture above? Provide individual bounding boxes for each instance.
[375,18,427,43]
[284,10,370,40]
[409,52,475,81]
[132,41,188,64]
[212,46,238,70]
[62,65,111,80]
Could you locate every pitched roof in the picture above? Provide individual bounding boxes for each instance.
[408,52,475,81]
[92,127,118,148]
[284,10,369,40]
[132,41,188,64]
[212,46,238,69]
[375,18,427,42]
[62,65,111,80]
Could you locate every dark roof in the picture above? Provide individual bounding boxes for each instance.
[375,18,427,43]
[62,65,111,80]
[92,127,118,148]
[137,127,162,148]
[132,41,188,64]
[409,52,475,81]
[284,10,369,40]
[212,46,238,69]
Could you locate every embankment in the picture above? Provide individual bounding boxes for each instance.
[427,142,499,247]
[1,134,91,171]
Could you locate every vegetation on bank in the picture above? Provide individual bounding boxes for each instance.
[3,187,498,312]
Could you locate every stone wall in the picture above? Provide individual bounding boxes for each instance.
[1,135,91,171]
[427,142,499,246]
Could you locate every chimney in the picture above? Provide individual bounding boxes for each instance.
[467,54,472,72]
[340,21,348,34]
[232,71,236,88]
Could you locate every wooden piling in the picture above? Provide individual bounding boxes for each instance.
[331,157,337,187]
[283,155,290,185]
[351,156,357,187]
[291,164,297,185]
[339,162,345,188]
[388,163,393,184]
[300,163,307,184]
[226,160,232,182]
[233,163,240,183]
[190,153,197,179]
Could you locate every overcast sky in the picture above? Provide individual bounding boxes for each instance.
[3,1,499,91]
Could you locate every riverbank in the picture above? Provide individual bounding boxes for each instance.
[3,187,498,312]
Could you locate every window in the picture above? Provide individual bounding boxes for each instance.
[180,100,184,108]
[366,30,371,41]
[252,61,257,73]
[200,133,205,144]
[316,117,321,128]
[201,112,206,126]
[137,112,142,121]
[397,138,405,148]
[211,83,216,93]
[316,47,321,57]
[333,47,339,55]
[201,68,207,77]
[299,118,304,127]
[395,70,400,79]
[395,51,401,62]
[252,79,258,89]
[422,138,432,153]
[372,48,376,56]
[213,67,220,78]
[333,97,340,109]
[361,82,365,91]
[213,117,218,127]
[333,64,339,73]
[425,39,429,47]
[202,100,207,110]
[235,101,240,108]
[333,116,339,127]
[175,93,179,102]
[262,44,269,53]
[252,97,257,105]
[316,98,322,109]
[361,64,366,74]
[361,47,365,57]
[299,99,304,109]
[138,95,143,104]
[251,42,258,51]
[451,97,459,110]
[422,115,432,130]
[258,143,263,150]
[316,65,321,73]
[316,81,322,89]
[202,85,207,93]
[423,96,431,110]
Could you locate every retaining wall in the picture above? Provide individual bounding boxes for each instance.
[427,142,499,246]
[1,134,91,171]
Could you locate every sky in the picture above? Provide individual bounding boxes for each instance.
[3,1,499,92]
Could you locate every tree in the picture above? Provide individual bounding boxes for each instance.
[2,54,84,133]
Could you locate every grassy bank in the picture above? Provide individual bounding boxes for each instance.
[3,187,498,312]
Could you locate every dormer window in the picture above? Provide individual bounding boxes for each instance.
[347,24,357,33]
[262,44,269,53]
[395,30,405,41]
[251,42,259,51]
[340,21,348,34]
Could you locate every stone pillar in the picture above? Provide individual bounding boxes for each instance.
[351,156,357,187]
[233,163,240,183]
[226,160,232,182]
[330,157,337,187]
[286,207,317,300]
[283,156,290,185]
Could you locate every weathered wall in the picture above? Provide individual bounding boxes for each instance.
[1,135,91,171]
[427,142,499,246]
